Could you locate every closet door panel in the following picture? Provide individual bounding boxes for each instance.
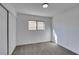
[0,5,7,55]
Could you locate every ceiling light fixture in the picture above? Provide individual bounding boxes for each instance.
[42,3,49,8]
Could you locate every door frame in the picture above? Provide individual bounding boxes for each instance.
[0,3,9,55]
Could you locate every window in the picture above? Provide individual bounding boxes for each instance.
[37,22,45,30]
[28,21,36,30]
[28,21,45,30]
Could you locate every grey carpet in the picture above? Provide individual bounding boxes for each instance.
[12,42,76,55]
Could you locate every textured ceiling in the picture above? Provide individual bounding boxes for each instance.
[10,3,79,17]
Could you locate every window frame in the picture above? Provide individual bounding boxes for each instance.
[28,20,45,31]
[28,20,36,30]
[37,21,45,30]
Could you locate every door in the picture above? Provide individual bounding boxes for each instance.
[0,4,7,55]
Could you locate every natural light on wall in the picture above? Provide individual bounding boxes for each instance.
[53,29,58,44]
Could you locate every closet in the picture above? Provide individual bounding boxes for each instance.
[0,4,9,55]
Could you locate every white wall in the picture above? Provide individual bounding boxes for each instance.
[2,3,16,55]
[53,6,79,54]
[9,12,16,55]
[16,13,52,46]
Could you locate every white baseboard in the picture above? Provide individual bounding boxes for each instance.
[9,46,16,55]
[16,41,50,47]
[58,43,78,55]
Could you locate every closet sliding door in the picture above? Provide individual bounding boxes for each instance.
[0,4,8,55]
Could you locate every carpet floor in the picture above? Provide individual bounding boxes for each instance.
[12,42,76,55]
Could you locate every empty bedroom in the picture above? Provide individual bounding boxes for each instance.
[0,3,79,55]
